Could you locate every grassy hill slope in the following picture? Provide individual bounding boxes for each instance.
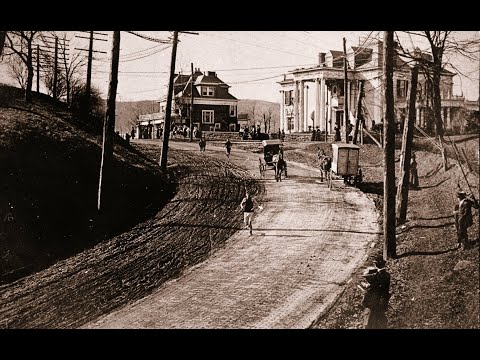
[0,85,172,283]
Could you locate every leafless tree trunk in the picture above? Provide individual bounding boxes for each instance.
[6,56,28,89]
[4,31,38,102]
[249,103,256,129]
[0,31,6,57]
[396,64,419,224]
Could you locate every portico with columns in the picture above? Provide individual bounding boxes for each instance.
[278,39,466,137]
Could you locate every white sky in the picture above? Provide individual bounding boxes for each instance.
[1,31,479,103]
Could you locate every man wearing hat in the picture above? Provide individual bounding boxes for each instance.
[360,255,391,329]
[454,190,478,250]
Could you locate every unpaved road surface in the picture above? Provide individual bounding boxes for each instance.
[84,141,380,329]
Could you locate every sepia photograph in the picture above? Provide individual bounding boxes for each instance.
[0,29,478,331]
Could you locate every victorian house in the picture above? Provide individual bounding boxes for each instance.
[137,68,238,138]
[278,39,467,135]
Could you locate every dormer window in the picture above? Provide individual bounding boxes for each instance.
[202,86,215,97]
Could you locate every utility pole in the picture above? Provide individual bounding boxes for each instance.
[36,44,40,93]
[75,31,108,121]
[85,31,94,117]
[383,31,396,259]
[343,37,349,143]
[53,36,58,99]
[353,80,364,144]
[190,62,194,141]
[98,31,121,212]
[160,31,179,170]
[396,64,419,224]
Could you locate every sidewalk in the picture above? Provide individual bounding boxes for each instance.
[84,143,380,329]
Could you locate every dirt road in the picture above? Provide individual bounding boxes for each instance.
[84,141,380,329]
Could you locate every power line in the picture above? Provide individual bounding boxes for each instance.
[202,32,314,59]
[125,31,172,44]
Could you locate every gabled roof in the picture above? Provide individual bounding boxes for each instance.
[194,74,227,86]
[178,81,200,98]
[328,50,343,59]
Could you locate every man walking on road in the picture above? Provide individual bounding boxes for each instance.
[225,138,232,159]
[240,190,262,235]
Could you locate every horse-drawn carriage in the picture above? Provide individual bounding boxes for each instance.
[260,139,287,181]
[328,143,363,189]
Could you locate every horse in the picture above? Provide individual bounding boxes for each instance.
[258,157,267,178]
[319,156,332,183]
[275,156,287,182]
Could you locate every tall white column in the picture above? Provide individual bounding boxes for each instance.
[305,84,309,131]
[416,107,420,126]
[299,80,305,132]
[327,88,332,134]
[315,78,320,131]
[446,107,451,129]
[293,81,299,133]
[320,78,326,132]
[280,90,285,132]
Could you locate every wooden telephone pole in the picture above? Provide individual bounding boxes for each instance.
[343,37,349,143]
[97,31,121,212]
[353,80,364,144]
[383,31,396,259]
[75,31,108,122]
[160,31,179,170]
[53,37,58,99]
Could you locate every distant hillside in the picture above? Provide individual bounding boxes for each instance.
[113,100,160,135]
[237,99,280,133]
[113,98,281,134]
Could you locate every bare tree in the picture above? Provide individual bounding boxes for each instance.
[396,31,479,140]
[37,32,86,105]
[0,31,6,57]
[263,106,273,134]
[248,103,256,129]
[4,31,39,102]
[6,55,28,89]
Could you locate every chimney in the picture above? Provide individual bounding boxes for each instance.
[207,71,217,77]
[318,52,326,66]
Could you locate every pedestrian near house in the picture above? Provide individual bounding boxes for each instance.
[224,138,232,159]
[454,190,479,250]
[240,190,262,235]
[281,129,286,141]
[199,136,206,152]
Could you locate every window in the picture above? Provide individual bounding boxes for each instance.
[202,110,214,124]
[284,90,293,106]
[229,105,236,117]
[396,80,409,98]
[215,123,221,130]
[201,86,215,97]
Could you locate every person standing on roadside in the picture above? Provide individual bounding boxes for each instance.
[240,190,262,235]
[454,190,479,250]
[410,152,419,188]
[360,255,390,329]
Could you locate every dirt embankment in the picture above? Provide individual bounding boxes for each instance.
[0,145,263,329]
